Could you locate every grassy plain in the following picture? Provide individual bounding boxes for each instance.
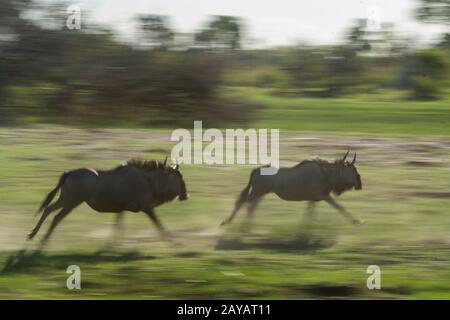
[0,89,449,299]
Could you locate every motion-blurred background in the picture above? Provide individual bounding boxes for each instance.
[0,0,449,299]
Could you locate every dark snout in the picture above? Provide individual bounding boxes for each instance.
[179,193,189,201]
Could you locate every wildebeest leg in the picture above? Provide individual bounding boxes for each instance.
[247,197,261,217]
[111,212,125,244]
[303,201,316,222]
[301,201,318,233]
[307,201,315,213]
[323,196,363,225]
[221,206,240,226]
[28,200,63,240]
[114,212,124,234]
[143,208,171,238]
[245,194,262,221]
[101,212,125,251]
[38,205,76,247]
[239,197,262,233]
[222,180,269,226]
[221,191,249,226]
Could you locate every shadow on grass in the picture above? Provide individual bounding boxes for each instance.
[216,219,338,253]
[215,233,337,253]
[1,248,156,274]
[284,283,361,299]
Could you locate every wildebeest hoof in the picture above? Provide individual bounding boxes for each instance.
[27,232,35,240]
[352,219,364,225]
[220,220,229,226]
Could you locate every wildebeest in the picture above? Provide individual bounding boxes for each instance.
[221,151,363,226]
[28,158,188,245]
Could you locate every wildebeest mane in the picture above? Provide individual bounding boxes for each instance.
[116,158,175,173]
[295,158,344,168]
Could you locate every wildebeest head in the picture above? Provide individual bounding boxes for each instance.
[166,162,188,201]
[126,157,188,202]
[338,151,362,192]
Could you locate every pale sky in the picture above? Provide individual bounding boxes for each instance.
[67,0,446,47]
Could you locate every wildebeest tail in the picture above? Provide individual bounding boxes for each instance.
[36,172,69,215]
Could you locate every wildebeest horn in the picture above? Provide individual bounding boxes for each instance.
[343,150,350,162]
[163,156,168,166]
[351,153,356,165]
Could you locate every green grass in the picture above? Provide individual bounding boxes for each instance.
[1,123,450,299]
[224,87,450,136]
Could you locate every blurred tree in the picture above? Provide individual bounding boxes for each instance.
[195,16,242,50]
[282,44,364,96]
[438,33,450,47]
[0,0,32,91]
[283,47,327,89]
[324,47,362,96]
[410,49,448,99]
[347,19,371,53]
[195,29,215,50]
[0,0,81,110]
[412,0,449,99]
[416,0,450,53]
[0,1,257,125]
[416,0,450,25]
[346,19,405,57]
[136,14,174,50]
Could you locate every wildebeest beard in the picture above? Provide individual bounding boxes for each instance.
[331,181,354,196]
